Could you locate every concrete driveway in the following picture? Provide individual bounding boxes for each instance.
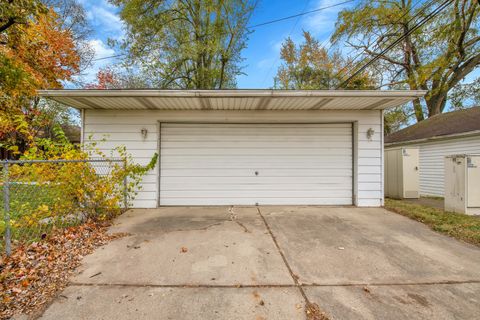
[40,206,480,320]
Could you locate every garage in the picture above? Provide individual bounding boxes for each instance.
[39,89,426,208]
[159,123,353,205]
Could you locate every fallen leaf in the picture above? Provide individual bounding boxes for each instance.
[0,221,127,319]
[180,247,188,253]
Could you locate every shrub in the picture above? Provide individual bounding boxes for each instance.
[1,132,157,244]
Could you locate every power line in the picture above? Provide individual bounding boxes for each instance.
[332,0,434,86]
[337,0,453,88]
[248,0,355,29]
[88,1,356,64]
[260,0,313,87]
[91,54,125,62]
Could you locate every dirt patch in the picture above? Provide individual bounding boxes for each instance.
[0,221,127,319]
[407,293,430,307]
[404,197,444,210]
[305,302,329,320]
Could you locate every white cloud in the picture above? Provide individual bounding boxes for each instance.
[89,38,115,59]
[68,0,125,86]
[301,0,353,38]
[81,0,125,40]
[72,39,117,84]
[86,6,124,37]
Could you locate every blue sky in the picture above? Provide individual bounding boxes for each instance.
[76,0,356,88]
[77,0,478,90]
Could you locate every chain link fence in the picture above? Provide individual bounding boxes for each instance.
[1,159,127,256]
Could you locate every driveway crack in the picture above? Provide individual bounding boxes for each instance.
[228,206,250,233]
[256,207,329,319]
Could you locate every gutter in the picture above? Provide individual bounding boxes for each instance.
[37,89,427,99]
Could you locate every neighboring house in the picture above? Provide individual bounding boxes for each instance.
[39,89,424,208]
[385,107,480,197]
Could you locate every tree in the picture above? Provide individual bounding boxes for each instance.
[0,0,45,34]
[332,0,480,122]
[85,66,150,89]
[0,9,80,100]
[449,78,480,109]
[0,8,80,153]
[275,31,376,89]
[111,0,256,89]
[44,0,94,73]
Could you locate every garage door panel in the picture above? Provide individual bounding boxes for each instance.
[161,148,352,156]
[161,168,352,177]
[162,198,353,206]
[161,176,352,185]
[162,124,350,133]
[160,123,353,205]
[162,135,353,143]
[162,156,352,170]
[162,156,353,165]
[161,140,351,148]
[161,189,353,198]
[162,181,352,191]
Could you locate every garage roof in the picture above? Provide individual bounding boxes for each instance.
[386,106,480,145]
[38,89,425,111]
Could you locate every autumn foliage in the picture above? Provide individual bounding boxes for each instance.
[1,137,157,244]
[0,6,80,152]
[85,68,117,89]
[0,222,127,319]
[1,8,79,100]
[275,31,375,90]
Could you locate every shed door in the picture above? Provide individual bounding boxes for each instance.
[159,123,353,205]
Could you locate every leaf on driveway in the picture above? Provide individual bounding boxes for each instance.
[0,221,127,319]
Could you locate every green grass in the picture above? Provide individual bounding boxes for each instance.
[0,183,58,213]
[385,198,480,246]
[1,183,64,247]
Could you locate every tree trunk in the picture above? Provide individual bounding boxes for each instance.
[412,98,425,122]
[427,92,448,117]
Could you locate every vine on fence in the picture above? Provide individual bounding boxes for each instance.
[1,134,158,248]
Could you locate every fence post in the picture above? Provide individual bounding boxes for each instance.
[123,159,128,210]
[3,161,11,256]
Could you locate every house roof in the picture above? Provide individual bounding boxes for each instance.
[385,107,480,145]
[38,89,425,111]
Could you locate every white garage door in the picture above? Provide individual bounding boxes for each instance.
[159,123,353,205]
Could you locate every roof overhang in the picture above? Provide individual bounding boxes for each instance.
[385,129,480,147]
[38,89,426,111]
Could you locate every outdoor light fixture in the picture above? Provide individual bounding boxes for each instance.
[141,128,148,139]
[366,128,375,140]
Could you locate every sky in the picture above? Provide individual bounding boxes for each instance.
[76,0,356,88]
[77,0,478,91]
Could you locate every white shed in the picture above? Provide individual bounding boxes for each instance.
[39,89,424,208]
[385,107,480,197]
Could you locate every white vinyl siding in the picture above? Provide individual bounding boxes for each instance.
[159,123,352,205]
[386,135,480,197]
[83,109,383,208]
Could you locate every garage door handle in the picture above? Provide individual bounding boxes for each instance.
[255,171,259,176]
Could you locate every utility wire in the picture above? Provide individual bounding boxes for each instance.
[332,0,433,86]
[91,54,125,62]
[89,0,356,63]
[260,0,313,87]
[248,0,355,29]
[337,0,453,88]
